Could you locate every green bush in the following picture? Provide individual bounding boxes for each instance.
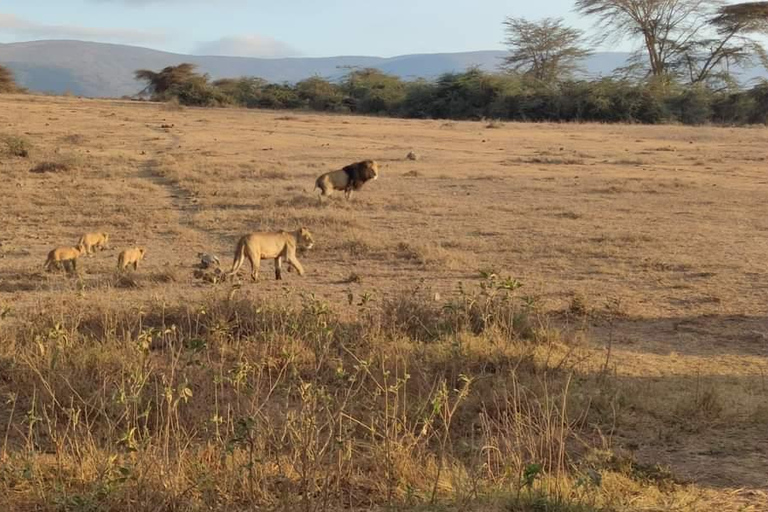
[747,81,768,124]
[342,68,406,114]
[400,79,439,118]
[295,76,345,111]
[255,83,303,109]
[430,69,505,119]
[711,91,754,125]
[213,77,268,107]
[668,87,713,125]
[168,75,229,107]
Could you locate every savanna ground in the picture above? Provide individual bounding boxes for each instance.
[1,93,767,511]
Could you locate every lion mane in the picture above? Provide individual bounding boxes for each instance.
[314,160,379,199]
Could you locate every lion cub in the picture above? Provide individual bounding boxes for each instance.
[44,245,86,273]
[78,232,109,255]
[117,247,146,271]
[197,252,220,269]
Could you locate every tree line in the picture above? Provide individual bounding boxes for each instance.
[130,63,768,125]
[128,1,768,125]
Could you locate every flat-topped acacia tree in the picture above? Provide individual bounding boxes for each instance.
[134,63,202,99]
[134,63,225,106]
[576,0,768,86]
[684,1,768,86]
[713,1,768,28]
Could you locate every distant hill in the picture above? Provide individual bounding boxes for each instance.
[1,40,765,98]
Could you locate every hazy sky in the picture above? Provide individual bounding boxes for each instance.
[0,0,605,57]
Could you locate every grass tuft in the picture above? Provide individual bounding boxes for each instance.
[2,134,31,157]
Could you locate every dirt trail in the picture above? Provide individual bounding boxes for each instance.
[139,129,200,221]
[135,124,229,262]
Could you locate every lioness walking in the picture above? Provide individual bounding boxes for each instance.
[229,227,314,281]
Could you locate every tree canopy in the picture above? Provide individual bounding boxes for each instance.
[575,0,768,87]
[502,17,591,82]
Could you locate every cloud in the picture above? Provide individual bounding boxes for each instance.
[0,12,167,44]
[195,35,301,58]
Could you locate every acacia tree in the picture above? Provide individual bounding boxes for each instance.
[685,1,768,85]
[713,1,768,26]
[134,63,202,98]
[134,63,224,106]
[576,0,768,86]
[502,17,592,82]
[575,0,715,80]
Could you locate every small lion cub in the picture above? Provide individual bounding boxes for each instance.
[197,252,220,269]
[44,245,86,273]
[78,232,109,256]
[117,247,146,271]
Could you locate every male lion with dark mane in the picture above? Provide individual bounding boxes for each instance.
[314,160,379,201]
[229,227,315,281]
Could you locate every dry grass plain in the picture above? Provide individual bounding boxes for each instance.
[1,93,768,510]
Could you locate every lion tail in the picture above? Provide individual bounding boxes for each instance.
[314,175,326,194]
[229,238,246,277]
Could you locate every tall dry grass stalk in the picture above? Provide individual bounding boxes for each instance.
[0,277,700,510]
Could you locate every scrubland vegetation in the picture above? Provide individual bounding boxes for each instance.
[2,278,754,511]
